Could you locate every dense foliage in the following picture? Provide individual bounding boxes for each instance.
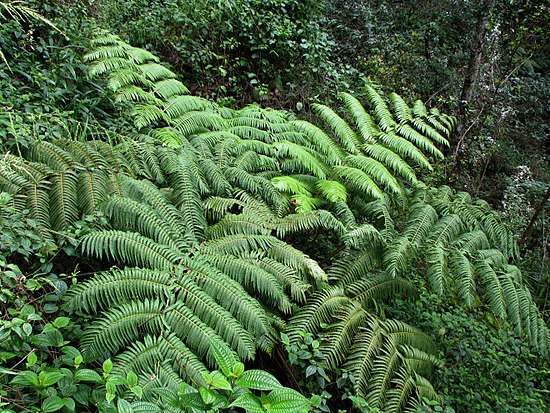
[1,1,548,413]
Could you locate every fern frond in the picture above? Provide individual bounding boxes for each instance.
[345,274,415,307]
[397,125,444,159]
[313,103,361,154]
[164,95,210,119]
[286,287,347,341]
[363,144,417,183]
[81,298,167,361]
[152,79,189,100]
[411,118,449,147]
[63,267,173,313]
[364,85,397,132]
[174,276,256,359]
[184,256,271,337]
[199,251,292,313]
[376,132,433,171]
[273,141,329,179]
[334,165,384,199]
[329,249,383,285]
[341,92,381,143]
[276,210,344,238]
[323,301,370,368]
[342,223,384,249]
[403,204,438,245]
[81,230,182,270]
[288,120,346,164]
[389,93,413,123]
[50,171,79,231]
[347,155,402,194]
[165,301,239,366]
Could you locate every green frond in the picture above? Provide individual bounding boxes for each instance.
[315,179,347,203]
[286,287,347,341]
[342,223,384,249]
[272,176,313,197]
[120,177,195,244]
[345,274,415,307]
[127,47,159,64]
[228,126,272,142]
[81,230,182,270]
[347,155,402,194]
[153,79,190,100]
[184,256,271,337]
[241,253,311,303]
[290,193,324,213]
[273,141,329,179]
[138,62,177,81]
[334,165,384,199]
[427,214,463,247]
[345,319,385,400]
[397,125,444,159]
[164,95,211,119]
[475,258,507,319]
[412,100,427,117]
[165,301,239,366]
[426,246,447,294]
[276,210,345,238]
[84,44,131,62]
[329,250,383,285]
[173,276,256,359]
[410,118,449,147]
[115,85,158,103]
[383,236,414,278]
[107,68,151,91]
[322,301,370,369]
[313,103,361,154]
[27,140,79,171]
[63,268,173,313]
[206,214,273,239]
[403,204,438,245]
[377,132,433,171]
[449,250,476,307]
[288,120,346,164]
[102,196,186,252]
[199,251,292,313]
[340,92,381,143]
[80,298,167,361]
[134,104,170,129]
[389,93,413,123]
[173,111,227,137]
[200,158,233,196]
[452,230,490,254]
[228,115,274,131]
[364,85,397,132]
[150,127,189,147]
[363,143,417,183]
[50,171,79,231]
[77,171,109,216]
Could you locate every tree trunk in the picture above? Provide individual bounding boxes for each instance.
[519,185,550,247]
[460,0,494,108]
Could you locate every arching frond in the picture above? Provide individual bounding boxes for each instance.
[312,103,361,154]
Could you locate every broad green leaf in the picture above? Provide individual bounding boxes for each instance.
[75,369,103,383]
[53,317,71,328]
[42,395,64,412]
[42,371,64,387]
[235,369,282,391]
[117,398,134,413]
[210,370,232,390]
[127,371,138,387]
[264,388,310,413]
[230,392,264,413]
[103,359,113,374]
